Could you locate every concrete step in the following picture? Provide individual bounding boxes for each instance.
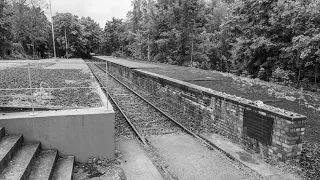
[0,127,5,140]
[0,135,23,174]
[0,142,40,180]
[27,150,58,180]
[52,156,74,180]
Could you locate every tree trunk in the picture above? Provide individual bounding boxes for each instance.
[315,65,317,83]
[297,68,301,88]
[148,34,150,61]
[191,39,193,66]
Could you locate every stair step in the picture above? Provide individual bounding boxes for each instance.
[52,156,74,180]
[27,150,58,180]
[0,127,5,140]
[0,142,40,180]
[0,135,23,174]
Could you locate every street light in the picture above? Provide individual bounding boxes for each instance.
[49,0,57,60]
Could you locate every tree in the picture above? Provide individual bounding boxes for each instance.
[53,12,103,58]
[0,0,14,57]
[80,17,103,56]
[53,12,84,57]
[102,17,125,55]
[8,0,50,57]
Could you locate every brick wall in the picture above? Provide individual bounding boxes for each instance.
[96,57,307,162]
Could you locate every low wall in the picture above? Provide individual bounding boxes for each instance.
[94,56,307,162]
[0,108,115,162]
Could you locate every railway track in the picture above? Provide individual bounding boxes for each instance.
[86,61,186,145]
[85,60,263,180]
[85,60,228,151]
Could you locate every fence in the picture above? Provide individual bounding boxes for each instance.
[0,60,110,115]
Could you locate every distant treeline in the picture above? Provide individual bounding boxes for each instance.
[101,0,320,90]
[0,0,102,59]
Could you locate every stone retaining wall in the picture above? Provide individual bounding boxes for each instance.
[95,57,307,162]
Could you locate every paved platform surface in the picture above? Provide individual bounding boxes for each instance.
[148,134,248,180]
[116,140,163,180]
[201,133,300,180]
[95,56,161,69]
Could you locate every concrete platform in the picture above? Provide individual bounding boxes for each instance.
[201,133,300,180]
[95,56,161,69]
[0,58,109,109]
[117,140,163,180]
[0,108,115,162]
[148,134,248,180]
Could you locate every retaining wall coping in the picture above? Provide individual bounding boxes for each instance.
[134,69,306,121]
[96,56,306,121]
[0,107,114,120]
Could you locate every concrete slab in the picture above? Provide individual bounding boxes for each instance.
[117,140,163,180]
[148,134,248,180]
[95,56,161,69]
[201,133,300,180]
[0,108,115,162]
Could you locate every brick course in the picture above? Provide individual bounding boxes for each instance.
[95,57,307,162]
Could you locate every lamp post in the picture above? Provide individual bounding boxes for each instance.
[49,0,57,60]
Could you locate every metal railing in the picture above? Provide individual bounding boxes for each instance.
[0,60,110,115]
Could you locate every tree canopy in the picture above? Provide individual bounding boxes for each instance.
[100,0,320,87]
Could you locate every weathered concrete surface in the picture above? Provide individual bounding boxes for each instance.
[201,133,300,180]
[0,108,115,162]
[148,134,248,180]
[94,56,161,69]
[117,140,163,180]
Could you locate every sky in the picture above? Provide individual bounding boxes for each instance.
[48,0,132,27]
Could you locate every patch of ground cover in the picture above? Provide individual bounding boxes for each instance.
[0,64,102,109]
[73,151,126,180]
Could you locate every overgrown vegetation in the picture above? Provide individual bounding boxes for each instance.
[101,0,320,91]
[0,0,102,59]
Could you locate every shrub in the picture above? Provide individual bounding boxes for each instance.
[270,67,294,85]
[257,67,268,81]
[154,53,165,62]
[111,51,122,58]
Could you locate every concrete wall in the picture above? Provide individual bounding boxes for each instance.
[95,56,307,162]
[0,108,115,162]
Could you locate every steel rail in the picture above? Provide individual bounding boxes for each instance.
[95,63,220,151]
[91,62,177,180]
[86,63,148,146]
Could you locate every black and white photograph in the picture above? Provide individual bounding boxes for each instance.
[0,0,319,179]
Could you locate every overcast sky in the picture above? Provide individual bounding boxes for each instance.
[48,0,132,27]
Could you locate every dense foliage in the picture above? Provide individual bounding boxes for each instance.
[0,0,14,57]
[53,13,102,58]
[0,0,102,59]
[100,0,320,87]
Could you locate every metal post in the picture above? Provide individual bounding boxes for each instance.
[148,34,150,61]
[49,0,57,60]
[28,63,35,115]
[105,63,109,110]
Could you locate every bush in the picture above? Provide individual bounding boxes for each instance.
[270,67,294,85]
[257,67,268,81]
[111,51,122,58]
[154,53,165,62]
